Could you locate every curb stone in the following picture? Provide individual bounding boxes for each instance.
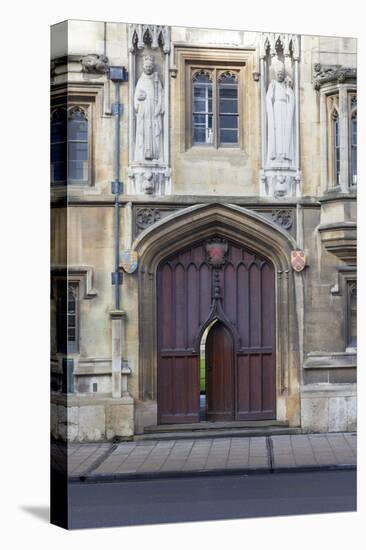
[69,463,356,484]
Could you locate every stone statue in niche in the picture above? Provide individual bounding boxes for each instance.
[266,59,295,166]
[134,55,164,162]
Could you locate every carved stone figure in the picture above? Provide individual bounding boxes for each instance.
[134,55,164,162]
[266,60,295,166]
[81,54,109,74]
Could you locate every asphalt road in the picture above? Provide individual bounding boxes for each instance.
[68,470,356,529]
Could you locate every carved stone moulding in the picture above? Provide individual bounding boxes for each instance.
[259,32,300,60]
[318,222,357,264]
[128,24,171,53]
[260,170,301,199]
[313,64,357,90]
[127,163,171,196]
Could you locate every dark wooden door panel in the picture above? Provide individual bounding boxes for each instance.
[158,355,200,424]
[206,323,234,421]
[236,353,275,420]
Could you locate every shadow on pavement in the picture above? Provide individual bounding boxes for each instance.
[20,506,50,523]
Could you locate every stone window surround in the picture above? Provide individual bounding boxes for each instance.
[319,82,357,195]
[330,265,357,353]
[51,277,81,354]
[50,84,102,189]
[174,46,256,154]
[51,265,98,359]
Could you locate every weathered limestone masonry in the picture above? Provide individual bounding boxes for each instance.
[51,21,357,441]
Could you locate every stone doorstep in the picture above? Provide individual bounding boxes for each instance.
[135,427,301,441]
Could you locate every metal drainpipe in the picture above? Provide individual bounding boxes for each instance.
[108,66,128,310]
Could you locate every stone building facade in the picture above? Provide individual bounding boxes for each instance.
[51,20,357,441]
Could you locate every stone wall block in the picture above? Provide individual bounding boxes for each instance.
[301,397,329,432]
[328,397,347,432]
[346,396,357,431]
[78,405,105,442]
[51,403,59,438]
[66,406,80,442]
[106,397,134,439]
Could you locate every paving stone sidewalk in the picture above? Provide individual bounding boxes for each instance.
[62,432,356,481]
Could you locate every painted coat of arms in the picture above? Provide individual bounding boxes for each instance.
[121,250,139,273]
[291,250,306,272]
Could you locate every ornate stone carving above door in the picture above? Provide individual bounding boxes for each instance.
[133,205,181,238]
[271,209,294,230]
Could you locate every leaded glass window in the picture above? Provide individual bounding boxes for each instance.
[56,281,79,353]
[192,71,213,145]
[347,282,357,349]
[350,95,357,186]
[333,111,341,186]
[50,105,89,185]
[191,68,240,147]
[51,107,67,184]
[218,72,239,145]
[68,107,89,183]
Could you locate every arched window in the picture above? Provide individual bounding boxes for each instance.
[192,71,213,145]
[350,96,357,185]
[68,107,89,183]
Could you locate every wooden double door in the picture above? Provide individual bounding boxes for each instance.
[157,238,276,424]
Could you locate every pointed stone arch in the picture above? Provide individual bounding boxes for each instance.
[133,202,302,430]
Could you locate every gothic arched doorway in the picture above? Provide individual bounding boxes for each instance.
[156,237,276,424]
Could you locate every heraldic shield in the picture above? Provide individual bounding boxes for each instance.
[121,250,139,274]
[291,250,306,272]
